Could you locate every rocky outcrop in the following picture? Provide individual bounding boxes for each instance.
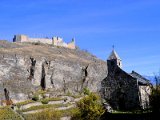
[0,41,107,103]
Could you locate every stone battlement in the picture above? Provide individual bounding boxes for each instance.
[13,35,76,49]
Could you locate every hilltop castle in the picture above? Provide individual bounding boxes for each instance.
[13,34,76,49]
[101,49,152,110]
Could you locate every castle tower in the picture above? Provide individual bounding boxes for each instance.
[67,38,76,49]
[71,38,75,43]
[13,35,28,42]
[107,47,122,68]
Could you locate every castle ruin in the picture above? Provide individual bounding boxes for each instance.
[13,34,76,49]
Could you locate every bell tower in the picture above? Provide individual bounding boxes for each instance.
[107,46,122,68]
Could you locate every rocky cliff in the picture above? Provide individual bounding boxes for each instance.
[0,41,107,103]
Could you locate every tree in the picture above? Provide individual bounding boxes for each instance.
[150,72,160,113]
[155,74,160,90]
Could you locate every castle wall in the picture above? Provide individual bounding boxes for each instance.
[68,41,76,49]
[20,35,28,42]
[13,35,28,42]
[28,38,52,44]
[52,37,69,48]
[57,41,68,47]
[52,37,63,46]
[13,35,76,49]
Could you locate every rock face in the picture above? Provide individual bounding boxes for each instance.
[0,41,107,103]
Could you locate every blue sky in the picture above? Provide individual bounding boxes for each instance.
[0,0,160,75]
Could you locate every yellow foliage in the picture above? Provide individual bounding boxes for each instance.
[74,93,105,120]
[0,107,22,120]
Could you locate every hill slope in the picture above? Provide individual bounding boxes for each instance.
[0,41,107,103]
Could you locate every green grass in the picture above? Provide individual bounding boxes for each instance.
[36,89,47,95]
[64,92,83,99]
[15,97,66,107]
[16,100,36,108]
[41,99,49,104]
[59,107,80,117]
[23,109,61,120]
[71,94,83,99]
[112,110,152,114]
[20,103,71,112]
[40,97,66,104]
[23,107,79,120]
[45,97,66,101]
[0,107,22,120]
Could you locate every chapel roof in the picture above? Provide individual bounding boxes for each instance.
[108,49,121,60]
[130,71,150,85]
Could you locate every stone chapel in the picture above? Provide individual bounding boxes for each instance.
[101,49,152,110]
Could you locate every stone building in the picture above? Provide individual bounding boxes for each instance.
[13,34,76,49]
[101,49,152,110]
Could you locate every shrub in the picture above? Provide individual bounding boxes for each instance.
[41,99,49,104]
[70,108,82,120]
[150,87,160,113]
[74,92,105,120]
[83,87,90,95]
[32,95,39,101]
[0,107,22,120]
[32,42,41,45]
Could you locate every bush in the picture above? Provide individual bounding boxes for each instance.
[32,42,41,45]
[150,87,160,113]
[41,99,49,104]
[0,107,22,120]
[32,95,39,101]
[83,87,90,95]
[73,92,105,120]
